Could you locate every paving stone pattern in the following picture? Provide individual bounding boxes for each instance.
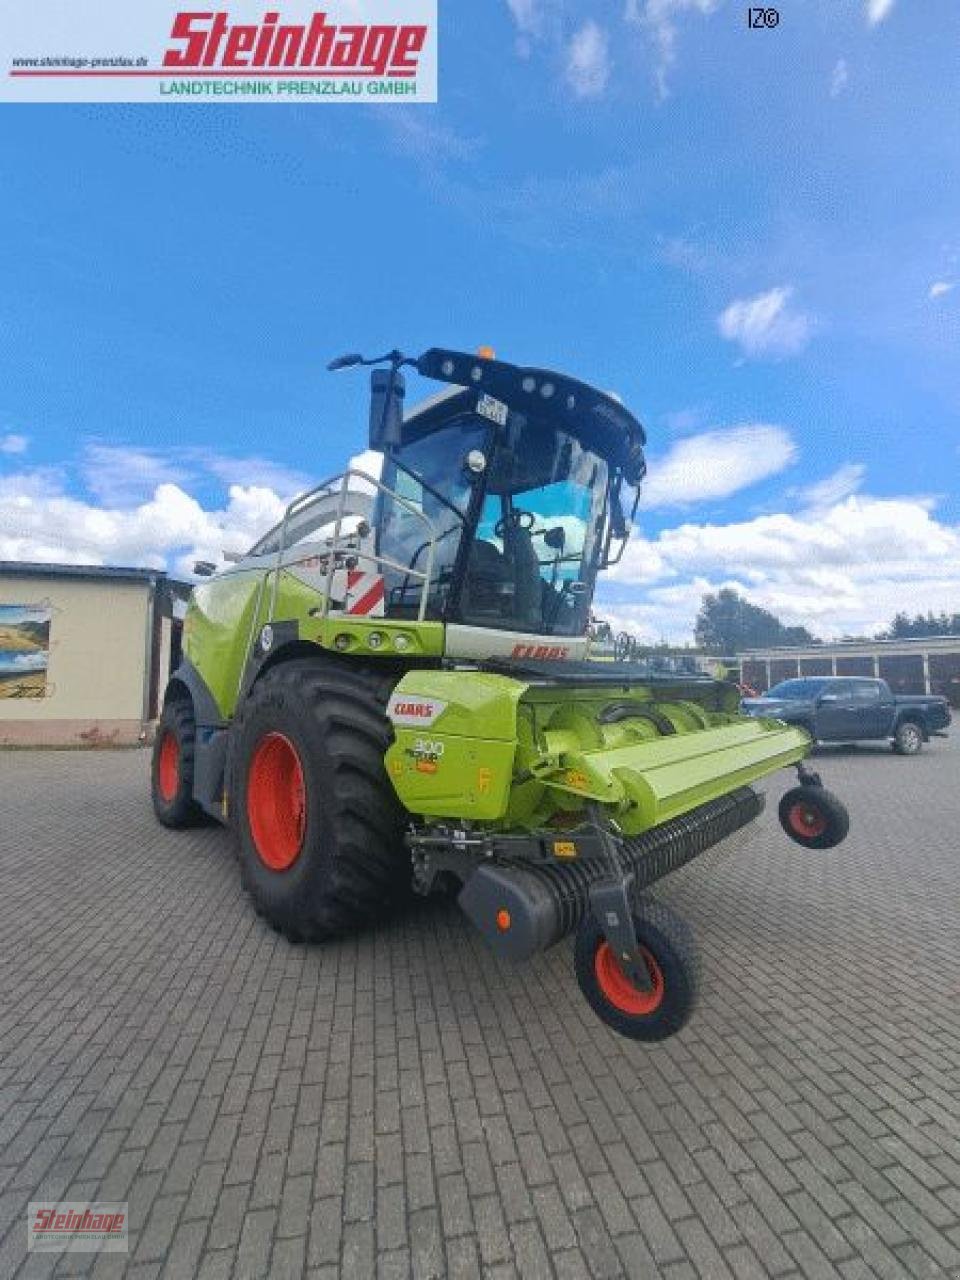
[1,739,959,1277]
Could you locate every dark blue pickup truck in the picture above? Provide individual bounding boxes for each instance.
[741,676,951,754]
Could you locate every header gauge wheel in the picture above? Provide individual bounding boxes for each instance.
[574,896,699,1041]
[778,784,849,849]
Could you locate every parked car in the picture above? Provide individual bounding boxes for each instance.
[741,676,951,754]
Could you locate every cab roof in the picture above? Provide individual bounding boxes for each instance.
[409,348,647,484]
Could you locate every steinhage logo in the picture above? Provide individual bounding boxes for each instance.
[1,0,438,104]
[164,11,427,77]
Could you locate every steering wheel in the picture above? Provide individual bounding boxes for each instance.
[495,510,535,538]
[614,632,633,663]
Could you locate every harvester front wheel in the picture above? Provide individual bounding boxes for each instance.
[574,897,698,1041]
[232,658,407,942]
[152,698,205,828]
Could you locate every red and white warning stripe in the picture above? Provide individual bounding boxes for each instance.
[345,570,385,617]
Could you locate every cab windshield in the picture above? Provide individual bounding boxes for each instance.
[377,413,609,634]
[465,422,608,635]
[376,415,487,618]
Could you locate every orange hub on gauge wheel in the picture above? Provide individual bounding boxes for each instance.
[594,943,665,1016]
[787,802,826,840]
[157,732,180,803]
[247,732,307,871]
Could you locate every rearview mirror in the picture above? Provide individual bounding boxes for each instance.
[369,368,405,450]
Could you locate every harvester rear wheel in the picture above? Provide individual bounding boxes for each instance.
[152,698,205,828]
[574,897,698,1041]
[232,657,407,942]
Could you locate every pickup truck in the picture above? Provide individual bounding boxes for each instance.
[741,676,951,754]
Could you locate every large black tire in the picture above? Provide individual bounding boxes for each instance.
[152,698,205,828]
[574,896,699,1041]
[892,720,923,755]
[231,657,407,942]
[778,784,849,849]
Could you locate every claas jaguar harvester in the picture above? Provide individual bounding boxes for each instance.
[152,347,850,1040]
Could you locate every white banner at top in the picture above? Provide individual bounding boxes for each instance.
[0,0,437,103]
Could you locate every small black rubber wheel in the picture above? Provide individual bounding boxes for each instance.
[152,698,205,828]
[778,784,849,849]
[574,897,699,1042]
[893,720,923,756]
[231,657,407,942]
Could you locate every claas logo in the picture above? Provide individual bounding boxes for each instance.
[163,11,428,76]
[511,643,570,660]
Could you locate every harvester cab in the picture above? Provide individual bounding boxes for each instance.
[324,346,646,657]
[154,344,851,1042]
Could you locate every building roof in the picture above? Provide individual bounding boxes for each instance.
[740,635,960,657]
[0,561,191,593]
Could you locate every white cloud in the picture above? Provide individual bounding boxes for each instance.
[505,0,543,36]
[625,0,719,100]
[929,281,954,300]
[196,451,311,497]
[603,493,960,642]
[0,446,386,577]
[796,463,865,511]
[0,464,288,577]
[80,442,310,508]
[0,433,29,455]
[565,21,610,99]
[718,286,813,359]
[830,58,849,98]
[639,425,797,508]
[81,444,190,506]
[866,0,895,27]
[380,112,480,163]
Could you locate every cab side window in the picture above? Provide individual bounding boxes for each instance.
[849,681,880,702]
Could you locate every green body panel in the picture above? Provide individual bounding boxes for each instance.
[386,673,525,820]
[384,670,810,836]
[184,571,265,717]
[184,565,443,719]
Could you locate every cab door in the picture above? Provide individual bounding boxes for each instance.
[847,679,887,737]
[814,680,856,739]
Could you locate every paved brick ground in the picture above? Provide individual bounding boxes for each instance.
[1,738,959,1279]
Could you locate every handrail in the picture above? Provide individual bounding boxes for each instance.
[268,468,439,624]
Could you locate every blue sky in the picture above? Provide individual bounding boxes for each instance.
[2,0,959,641]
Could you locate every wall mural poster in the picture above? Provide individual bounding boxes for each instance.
[0,604,51,699]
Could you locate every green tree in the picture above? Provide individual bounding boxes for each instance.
[694,588,817,654]
[880,610,960,639]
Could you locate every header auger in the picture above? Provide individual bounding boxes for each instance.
[152,345,849,1040]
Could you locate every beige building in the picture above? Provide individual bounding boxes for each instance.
[0,563,190,747]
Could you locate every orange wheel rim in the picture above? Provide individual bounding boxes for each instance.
[788,802,826,839]
[594,942,665,1016]
[158,731,179,803]
[247,732,306,871]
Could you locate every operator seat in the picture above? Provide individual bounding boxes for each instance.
[460,539,515,620]
[502,523,543,629]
